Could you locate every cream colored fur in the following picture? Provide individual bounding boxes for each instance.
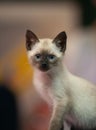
[27,39,96,130]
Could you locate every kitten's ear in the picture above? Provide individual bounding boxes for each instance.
[52,31,67,52]
[26,30,39,50]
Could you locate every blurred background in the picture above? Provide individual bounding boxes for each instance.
[0,0,96,130]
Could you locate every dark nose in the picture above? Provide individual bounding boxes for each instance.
[41,63,47,68]
[40,62,49,71]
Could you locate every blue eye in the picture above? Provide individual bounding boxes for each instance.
[35,54,41,60]
[48,54,56,61]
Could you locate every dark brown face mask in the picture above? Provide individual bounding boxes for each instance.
[39,54,50,72]
[34,52,50,72]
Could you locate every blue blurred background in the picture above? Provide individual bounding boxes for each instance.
[0,0,96,130]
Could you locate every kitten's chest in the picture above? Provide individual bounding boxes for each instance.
[34,75,54,104]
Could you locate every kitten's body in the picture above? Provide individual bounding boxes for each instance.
[26,31,96,130]
[34,62,96,129]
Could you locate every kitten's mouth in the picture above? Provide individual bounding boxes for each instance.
[39,67,50,72]
[39,64,50,72]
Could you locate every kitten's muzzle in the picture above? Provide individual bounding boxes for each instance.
[39,63,49,72]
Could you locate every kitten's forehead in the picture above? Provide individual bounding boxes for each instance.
[39,39,53,49]
[28,38,62,58]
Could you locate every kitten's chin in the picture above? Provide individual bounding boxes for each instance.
[39,68,50,73]
[38,66,50,72]
[34,67,51,73]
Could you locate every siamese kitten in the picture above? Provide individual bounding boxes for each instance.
[25,30,96,130]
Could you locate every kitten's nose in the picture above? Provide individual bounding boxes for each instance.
[41,63,47,68]
[40,63,49,71]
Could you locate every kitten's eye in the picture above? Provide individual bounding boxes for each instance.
[34,54,41,61]
[48,54,56,61]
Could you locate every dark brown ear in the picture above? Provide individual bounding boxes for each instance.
[26,30,39,50]
[52,31,67,52]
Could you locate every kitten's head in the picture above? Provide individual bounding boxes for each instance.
[26,30,67,72]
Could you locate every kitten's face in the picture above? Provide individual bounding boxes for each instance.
[26,30,67,72]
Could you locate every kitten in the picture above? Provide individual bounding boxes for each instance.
[25,30,96,130]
